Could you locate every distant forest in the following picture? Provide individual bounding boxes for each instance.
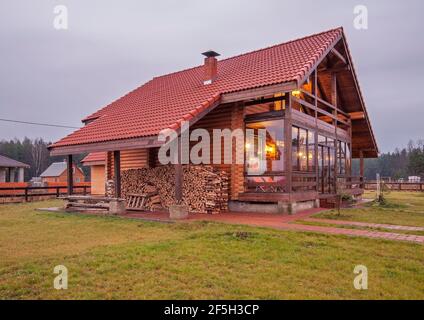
[0,138,89,181]
[1,137,424,182]
[353,139,424,180]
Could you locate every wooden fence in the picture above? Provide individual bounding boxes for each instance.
[0,185,90,203]
[365,181,424,192]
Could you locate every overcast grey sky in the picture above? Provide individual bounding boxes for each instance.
[0,0,423,153]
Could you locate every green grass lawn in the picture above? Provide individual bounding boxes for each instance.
[0,196,423,300]
[314,191,424,227]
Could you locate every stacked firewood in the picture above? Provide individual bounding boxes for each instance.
[121,165,229,214]
[106,180,115,198]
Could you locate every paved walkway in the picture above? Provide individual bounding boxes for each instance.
[124,209,424,244]
[278,223,424,244]
[304,218,424,232]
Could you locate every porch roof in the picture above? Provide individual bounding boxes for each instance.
[0,154,30,169]
[81,152,106,166]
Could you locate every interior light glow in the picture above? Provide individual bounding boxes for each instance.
[292,90,301,97]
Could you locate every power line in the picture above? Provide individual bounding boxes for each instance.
[0,118,80,129]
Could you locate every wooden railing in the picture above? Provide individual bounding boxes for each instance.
[0,185,90,202]
[365,181,424,192]
[292,172,317,191]
[245,171,318,193]
[337,175,364,190]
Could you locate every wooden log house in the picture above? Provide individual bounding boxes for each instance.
[49,27,378,214]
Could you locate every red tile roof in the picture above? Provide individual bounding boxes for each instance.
[52,28,343,148]
[81,152,106,164]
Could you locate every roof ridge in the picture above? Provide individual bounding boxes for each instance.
[218,26,343,63]
[151,26,344,80]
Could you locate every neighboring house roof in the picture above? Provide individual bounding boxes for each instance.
[51,28,345,148]
[81,152,106,166]
[40,162,84,177]
[0,154,30,168]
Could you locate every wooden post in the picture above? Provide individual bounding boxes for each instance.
[67,155,73,195]
[359,150,364,188]
[148,148,157,168]
[175,164,183,204]
[313,71,319,192]
[284,93,293,194]
[175,138,183,204]
[113,151,121,198]
[331,73,338,193]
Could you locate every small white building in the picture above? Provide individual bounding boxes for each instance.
[0,154,30,183]
[408,176,421,183]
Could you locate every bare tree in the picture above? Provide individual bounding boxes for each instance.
[31,139,46,177]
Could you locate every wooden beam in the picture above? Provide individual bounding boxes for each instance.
[49,136,163,156]
[284,94,293,194]
[244,95,285,106]
[313,70,319,193]
[349,112,365,120]
[175,164,183,204]
[175,140,183,204]
[332,73,338,193]
[244,110,284,123]
[330,48,347,65]
[148,148,157,168]
[292,97,349,126]
[113,151,121,198]
[221,81,297,104]
[67,155,73,196]
[317,65,350,74]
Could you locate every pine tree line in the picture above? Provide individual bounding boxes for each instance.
[353,139,424,180]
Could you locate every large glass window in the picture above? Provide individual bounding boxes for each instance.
[292,127,299,171]
[245,120,284,175]
[292,126,315,172]
[346,143,351,174]
[337,141,350,175]
[308,130,315,171]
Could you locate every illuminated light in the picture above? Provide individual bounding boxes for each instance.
[297,152,303,158]
[266,145,275,153]
[245,143,251,150]
[292,90,301,98]
[308,153,313,160]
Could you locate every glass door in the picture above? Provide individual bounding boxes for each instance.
[318,137,335,194]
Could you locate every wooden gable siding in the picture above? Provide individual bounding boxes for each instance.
[107,149,149,179]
